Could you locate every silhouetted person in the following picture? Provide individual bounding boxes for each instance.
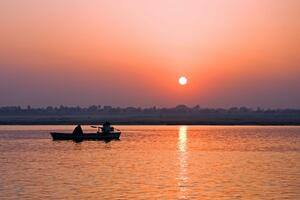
[73,125,83,135]
[101,121,113,134]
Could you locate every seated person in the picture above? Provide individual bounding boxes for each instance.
[101,121,112,134]
[73,125,83,135]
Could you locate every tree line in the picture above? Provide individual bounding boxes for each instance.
[0,105,299,115]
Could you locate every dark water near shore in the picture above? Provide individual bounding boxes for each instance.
[0,126,299,199]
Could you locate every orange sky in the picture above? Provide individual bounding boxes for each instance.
[0,0,299,108]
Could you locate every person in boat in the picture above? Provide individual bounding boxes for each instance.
[101,121,114,134]
[73,124,83,135]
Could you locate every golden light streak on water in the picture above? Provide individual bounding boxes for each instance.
[177,126,188,199]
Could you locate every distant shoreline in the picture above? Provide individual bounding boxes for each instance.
[0,120,299,126]
[1,124,299,126]
[1,106,300,126]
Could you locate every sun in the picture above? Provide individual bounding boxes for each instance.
[178,76,188,85]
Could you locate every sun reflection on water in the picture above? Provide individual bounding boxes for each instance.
[177,126,188,199]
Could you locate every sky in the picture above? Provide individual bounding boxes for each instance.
[0,0,299,108]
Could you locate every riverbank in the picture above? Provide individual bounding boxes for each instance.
[1,113,299,125]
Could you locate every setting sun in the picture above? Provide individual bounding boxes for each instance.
[178,76,188,86]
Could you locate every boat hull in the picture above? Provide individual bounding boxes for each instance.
[50,132,121,141]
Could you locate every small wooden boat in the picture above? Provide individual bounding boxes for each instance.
[50,132,121,141]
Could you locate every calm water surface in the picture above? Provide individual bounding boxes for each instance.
[0,126,299,199]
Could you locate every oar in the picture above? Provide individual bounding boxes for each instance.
[91,125,102,133]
